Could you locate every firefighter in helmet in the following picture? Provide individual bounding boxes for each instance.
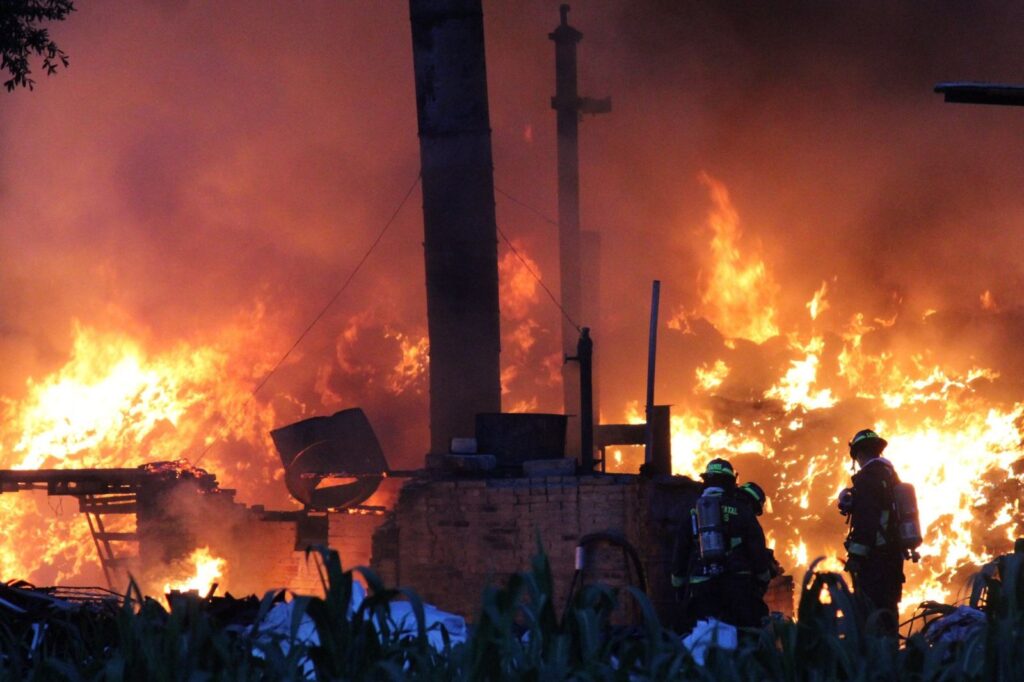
[839,428,906,632]
[738,481,767,516]
[671,458,772,631]
[738,481,784,604]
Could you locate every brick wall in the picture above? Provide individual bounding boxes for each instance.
[247,519,322,596]
[251,507,387,593]
[231,510,390,597]
[372,473,794,625]
[372,473,675,622]
[328,510,388,574]
[375,475,648,621]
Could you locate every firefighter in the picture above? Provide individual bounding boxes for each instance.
[738,482,784,603]
[738,481,768,516]
[840,428,905,633]
[671,458,772,631]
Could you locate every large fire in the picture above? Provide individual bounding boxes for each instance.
[0,241,547,595]
[654,173,1024,615]
[1,158,1020,620]
[0,311,284,590]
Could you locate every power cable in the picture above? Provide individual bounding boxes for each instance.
[493,185,582,332]
[193,171,421,466]
[195,176,574,466]
[494,185,560,229]
[495,223,581,334]
[248,172,421,399]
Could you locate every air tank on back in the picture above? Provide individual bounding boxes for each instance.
[695,495,726,572]
[893,481,923,555]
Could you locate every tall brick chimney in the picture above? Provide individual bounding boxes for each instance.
[409,0,502,455]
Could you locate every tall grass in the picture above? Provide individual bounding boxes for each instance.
[2,546,1022,680]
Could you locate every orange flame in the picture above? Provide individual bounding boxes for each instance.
[765,336,836,411]
[498,242,557,412]
[691,171,780,343]
[806,281,830,321]
[695,360,729,393]
[385,330,428,395]
[656,176,1024,617]
[163,546,225,597]
[0,315,282,589]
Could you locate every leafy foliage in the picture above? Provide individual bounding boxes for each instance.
[2,547,1024,680]
[0,0,75,91]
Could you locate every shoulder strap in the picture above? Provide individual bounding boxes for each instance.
[879,466,900,539]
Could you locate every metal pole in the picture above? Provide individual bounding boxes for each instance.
[578,327,594,471]
[550,5,610,460]
[581,230,601,433]
[551,5,584,460]
[644,280,661,467]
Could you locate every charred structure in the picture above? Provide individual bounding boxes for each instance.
[0,412,396,598]
[410,0,502,455]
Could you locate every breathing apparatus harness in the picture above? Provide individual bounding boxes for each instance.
[841,455,922,563]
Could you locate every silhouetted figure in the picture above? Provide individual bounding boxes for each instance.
[738,481,784,611]
[672,458,772,631]
[839,429,906,634]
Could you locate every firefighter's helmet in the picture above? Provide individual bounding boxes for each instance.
[739,481,767,515]
[848,429,888,457]
[700,458,736,480]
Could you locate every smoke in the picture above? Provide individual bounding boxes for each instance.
[4,0,1024,489]
[138,481,280,597]
[557,1,1024,411]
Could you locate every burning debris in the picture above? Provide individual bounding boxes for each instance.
[633,174,1024,616]
[0,405,405,602]
[162,546,226,598]
[0,462,239,595]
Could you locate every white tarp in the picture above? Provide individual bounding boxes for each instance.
[923,605,985,646]
[254,583,467,677]
[681,617,738,666]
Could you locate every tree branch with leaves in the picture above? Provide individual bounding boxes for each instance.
[1,0,75,91]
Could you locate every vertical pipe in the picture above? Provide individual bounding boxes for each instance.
[644,280,661,467]
[409,0,502,454]
[581,230,601,427]
[578,327,594,471]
